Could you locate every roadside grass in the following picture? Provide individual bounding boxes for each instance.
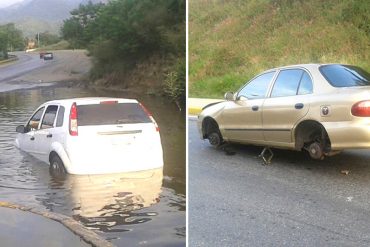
[35,40,71,51]
[189,0,370,98]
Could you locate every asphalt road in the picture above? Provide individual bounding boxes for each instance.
[188,118,370,247]
[0,52,45,83]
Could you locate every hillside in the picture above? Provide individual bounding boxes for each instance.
[189,0,370,98]
[0,0,108,37]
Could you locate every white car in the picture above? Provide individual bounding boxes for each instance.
[15,97,163,175]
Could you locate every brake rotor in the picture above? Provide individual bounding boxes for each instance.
[308,142,324,160]
[208,132,221,147]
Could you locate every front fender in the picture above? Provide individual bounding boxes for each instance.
[198,102,227,138]
[50,142,72,173]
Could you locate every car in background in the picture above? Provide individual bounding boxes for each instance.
[15,97,163,175]
[43,52,53,60]
[198,64,370,160]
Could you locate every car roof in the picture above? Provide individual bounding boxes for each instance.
[44,97,139,105]
[266,63,350,72]
[264,64,320,72]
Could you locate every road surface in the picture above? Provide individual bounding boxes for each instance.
[189,118,370,247]
[0,52,45,83]
[0,50,91,92]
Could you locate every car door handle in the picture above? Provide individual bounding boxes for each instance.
[252,105,259,111]
[295,103,304,109]
[46,134,52,138]
[30,136,35,141]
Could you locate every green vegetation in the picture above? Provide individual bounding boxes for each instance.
[35,31,61,47]
[35,40,70,51]
[189,0,370,98]
[61,0,185,107]
[0,23,24,59]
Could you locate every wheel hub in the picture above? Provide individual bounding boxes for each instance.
[308,142,324,160]
[208,132,221,147]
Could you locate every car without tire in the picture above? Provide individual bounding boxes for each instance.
[198,64,370,160]
[15,97,163,175]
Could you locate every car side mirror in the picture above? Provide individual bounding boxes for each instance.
[16,125,26,133]
[224,92,235,101]
[237,95,248,101]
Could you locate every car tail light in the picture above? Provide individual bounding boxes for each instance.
[351,100,370,117]
[140,103,160,132]
[69,102,78,136]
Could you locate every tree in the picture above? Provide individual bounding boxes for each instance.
[61,1,104,48]
[35,32,61,47]
[0,23,24,59]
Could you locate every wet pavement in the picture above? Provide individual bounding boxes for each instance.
[0,85,185,246]
[0,207,90,247]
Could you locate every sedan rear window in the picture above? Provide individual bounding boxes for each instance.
[320,65,370,87]
[77,103,151,126]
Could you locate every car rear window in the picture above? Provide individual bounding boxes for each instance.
[77,103,151,126]
[319,65,370,87]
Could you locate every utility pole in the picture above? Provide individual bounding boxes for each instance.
[37,32,40,47]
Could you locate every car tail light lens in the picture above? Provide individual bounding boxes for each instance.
[351,100,370,117]
[140,103,160,132]
[69,102,78,136]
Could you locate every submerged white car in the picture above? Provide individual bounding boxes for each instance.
[15,97,163,175]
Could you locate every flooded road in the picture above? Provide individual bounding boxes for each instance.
[0,85,185,246]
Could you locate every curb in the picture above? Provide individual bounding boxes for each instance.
[0,201,114,247]
[188,98,223,115]
[0,55,18,65]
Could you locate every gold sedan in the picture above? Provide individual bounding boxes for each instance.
[198,64,370,159]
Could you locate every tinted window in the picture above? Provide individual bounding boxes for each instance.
[77,103,151,126]
[56,106,65,127]
[320,65,370,87]
[238,71,275,99]
[41,105,58,129]
[27,107,45,130]
[271,69,302,97]
[298,72,313,95]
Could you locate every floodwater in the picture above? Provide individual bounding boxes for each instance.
[0,85,186,246]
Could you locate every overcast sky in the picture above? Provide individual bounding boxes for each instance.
[0,0,25,8]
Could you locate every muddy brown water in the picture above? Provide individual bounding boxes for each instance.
[0,84,185,246]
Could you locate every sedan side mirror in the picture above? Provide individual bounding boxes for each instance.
[224,92,235,101]
[16,125,26,133]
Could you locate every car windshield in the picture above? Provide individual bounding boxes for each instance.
[77,103,151,126]
[319,64,370,87]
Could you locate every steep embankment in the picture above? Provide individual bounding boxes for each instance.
[189,0,370,98]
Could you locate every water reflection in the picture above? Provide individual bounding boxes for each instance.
[70,169,161,217]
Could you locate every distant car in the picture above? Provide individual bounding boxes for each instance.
[15,97,163,175]
[39,52,46,59]
[198,64,370,160]
[43,52,53,60]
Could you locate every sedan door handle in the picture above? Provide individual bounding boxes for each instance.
[30,136,35,141]
[252,105,259,111]
[46,134,52,138]
[295,103,304,109]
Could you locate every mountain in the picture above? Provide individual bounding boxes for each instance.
[0,0,108,37]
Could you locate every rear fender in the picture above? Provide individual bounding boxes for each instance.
[50,142,72,173]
